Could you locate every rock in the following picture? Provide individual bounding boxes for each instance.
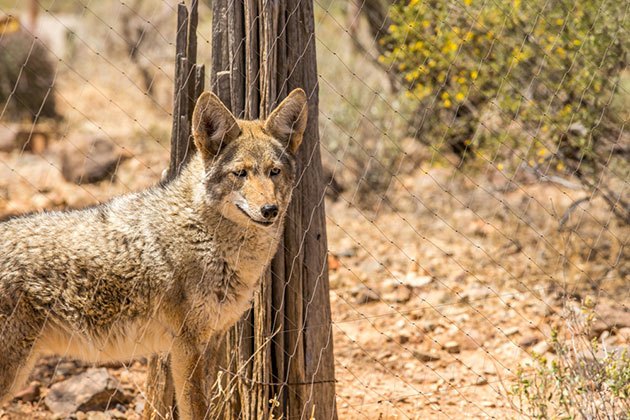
[458,285,491,303]
[44,368,131,415]
[474,376,488,386]
[616,327,630,343]
[471,219,493,237]
[568,122,587,137]
[531,341,550,355]
[134,399,146,414]
[503,326,519,337]
[0,124,18,152]
[483,364,497,375]
[54,360,83,377]
[79,412,110,420]
[518,335,540,348]
[394,319,407,330]
[383,286,412,303]
[443,341,461,354]
[335,248,356,258]
[398,332,410,344]
[592,304,630,335]
[13,381,41,402]
[402,273,433,288]
[30,193,52,210]
[351,286,380,304]
[61,136,130,185]
[421,320,438,332]
[458,333,482,351]
[109,408,128,419]
[413,351,441,362]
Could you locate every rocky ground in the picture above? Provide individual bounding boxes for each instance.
[0,131,627,419]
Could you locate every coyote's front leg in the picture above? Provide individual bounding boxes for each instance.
[170,335,209,420]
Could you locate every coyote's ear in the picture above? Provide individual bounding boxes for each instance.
[192,92,241,161]
[264,88,308,154]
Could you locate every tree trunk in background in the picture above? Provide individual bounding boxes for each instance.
[209,1,337,419]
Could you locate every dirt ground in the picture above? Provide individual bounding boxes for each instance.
[0,129,627,418]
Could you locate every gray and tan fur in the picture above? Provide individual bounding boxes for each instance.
[0,88,308,419]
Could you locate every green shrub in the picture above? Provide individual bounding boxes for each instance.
[380,0,629,215]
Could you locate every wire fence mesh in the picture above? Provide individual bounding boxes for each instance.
[0,0,628,419]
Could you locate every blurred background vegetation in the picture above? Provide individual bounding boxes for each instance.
[380,0,629,220]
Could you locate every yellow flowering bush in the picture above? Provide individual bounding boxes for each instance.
[380,0,628,180]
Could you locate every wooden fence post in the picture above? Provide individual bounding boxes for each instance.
[209,1,338,419]
[144,1,336,418]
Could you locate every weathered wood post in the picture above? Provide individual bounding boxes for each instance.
[209,1,337,419]
[144,1,337,418]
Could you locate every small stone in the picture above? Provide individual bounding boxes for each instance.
[351,286,379,304]
[55,360,81,377]
[0,124,18,152]
[61,136,130,185]
[395,319,406,329]
[518,335,540,348]
[483,364,497,375]
[443,341,460,354]
[503,326,519,337]
[422,320,438,332]
[109,409,127,419]
[13,381,41,402]
[403,273,433,288]
[134,399,145,414]
[336,248,356,258]
[383,286,412,303]
[413,351,441,362]
[403,362,416,371]
[398,331,410,344]
[481,400,496,408]
[30,193,52,210]
[84,412,110,420]
[45,368,131,415]
[531,341,550,355]
[592,304,630,335]
[475,377,488,386]
[459,285,491,303]
[616,327,630,343]
[568,122,587,137]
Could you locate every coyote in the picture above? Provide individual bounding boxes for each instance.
[0,88,308,419]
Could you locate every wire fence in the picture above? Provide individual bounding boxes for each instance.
[0,0,628,419]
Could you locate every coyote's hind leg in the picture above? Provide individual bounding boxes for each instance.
[0,302,41,404]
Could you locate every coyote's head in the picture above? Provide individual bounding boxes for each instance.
[191,88,307,229]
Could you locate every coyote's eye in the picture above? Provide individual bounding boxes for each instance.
[233,169,247,178]
[270,168,281,177]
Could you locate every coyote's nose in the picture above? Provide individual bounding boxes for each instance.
[261,204,279,220]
